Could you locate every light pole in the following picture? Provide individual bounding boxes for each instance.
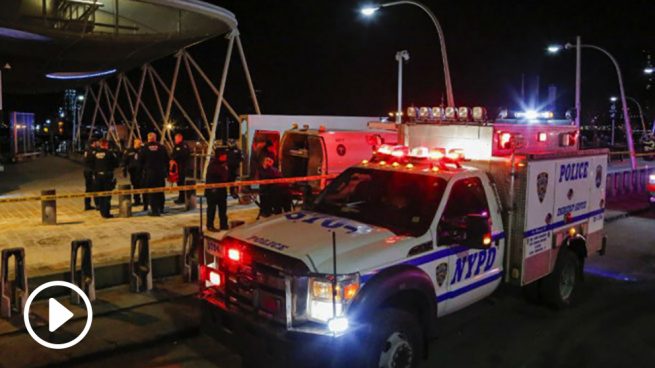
[361,1,455,107]
[0,62,11,121]
[623,96,647,133]
[549,39,637,169]
[395,50,409,123]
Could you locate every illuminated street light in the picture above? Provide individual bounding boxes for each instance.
[360,1,455,107]
[549,36,637,169]
[610,96,618,102]
[547,45,562,54]
[77,95,85,101]
[360,6,380,16]
[166,123,174,130]
[644,67,654,75]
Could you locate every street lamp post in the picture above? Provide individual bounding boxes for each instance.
[555,39,638,169]
[395,50,409,123]
[361,1,455,107]
[624,96,646,133]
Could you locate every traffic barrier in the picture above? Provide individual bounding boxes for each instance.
[130,232,153,292]
[1,248,28,319]
[118,184,132,218]
[70,239,96,304]
[181,226,201,283]
[184,179,197,211]
[41,189,56,225]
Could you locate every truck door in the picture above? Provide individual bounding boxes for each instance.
[436,176,503,315]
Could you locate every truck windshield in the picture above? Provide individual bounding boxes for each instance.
[313,168,447,236]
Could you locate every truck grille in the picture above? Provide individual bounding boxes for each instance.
[213,237,310,325]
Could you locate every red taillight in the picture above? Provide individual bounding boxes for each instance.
[201,265,222,288]
[227,248,241,262]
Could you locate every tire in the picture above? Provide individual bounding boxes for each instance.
[541,248,580,308]
[361,308,423,368]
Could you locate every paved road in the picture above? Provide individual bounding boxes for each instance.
[69,211,655,368]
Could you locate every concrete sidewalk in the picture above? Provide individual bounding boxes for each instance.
[0,278,223,368]
[0,156,259,277]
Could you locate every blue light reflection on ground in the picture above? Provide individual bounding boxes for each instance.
[584,266,638,282]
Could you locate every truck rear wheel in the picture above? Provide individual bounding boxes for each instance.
[362,308,423,368]
[541,248,579,308]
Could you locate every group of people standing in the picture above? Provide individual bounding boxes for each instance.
[83,132,191,218]
[82,133,292,231]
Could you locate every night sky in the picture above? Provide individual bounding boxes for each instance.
[4,0,655,125]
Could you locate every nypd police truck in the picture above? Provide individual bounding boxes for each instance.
[199,107,608,368]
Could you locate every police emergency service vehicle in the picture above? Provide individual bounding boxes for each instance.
[199,106,608,368]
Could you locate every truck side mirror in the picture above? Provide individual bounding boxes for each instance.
[463,214,492,249]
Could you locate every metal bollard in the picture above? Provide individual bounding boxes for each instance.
[185,179,197,211]
[182,226,201,282]
[41,189,56,225]
[129,232,153,292]
[118,184,132,218]
[1,248,28,319]
[623,172,631,195]
[70,239,96,304]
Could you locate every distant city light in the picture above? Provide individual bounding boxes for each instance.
[361,6,380,16]
[166,123,174,130]
[610,96,618,102]
[46,69,117,80]
[644,67,654,75]
[77,95,85,101]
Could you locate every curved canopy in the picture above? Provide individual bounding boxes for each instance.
[0,0,237,93]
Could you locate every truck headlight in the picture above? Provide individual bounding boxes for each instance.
[308,273,360,323]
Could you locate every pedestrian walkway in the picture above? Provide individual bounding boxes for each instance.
[0,156,258,277]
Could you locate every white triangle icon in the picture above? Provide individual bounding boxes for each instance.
[48,298,74,332]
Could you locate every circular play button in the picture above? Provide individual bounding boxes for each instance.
[23,281,93,349]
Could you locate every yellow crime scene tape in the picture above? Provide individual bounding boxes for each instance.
[0,174,339,204]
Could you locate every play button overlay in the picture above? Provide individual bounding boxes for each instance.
[48,298,74,332]
[23,281,93,349]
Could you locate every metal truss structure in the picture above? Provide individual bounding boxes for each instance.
[73,29,261,178]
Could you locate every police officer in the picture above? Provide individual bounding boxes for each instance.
[122,138,143,206]
[139,132,169,216]
[92,139,118,218]
[205,147,230,231]
[171,133,191,204]
[257,153,291,217]
[226,138,243,199]
[83,139,98,210]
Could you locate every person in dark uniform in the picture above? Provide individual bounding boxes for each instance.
[205,147,230,231]
[83,139,98,210]
[171,133,191,204]
[257,153,291,217]
[92,139,118,218]
[226,138,243,199]
[138,132,169,216]
[122,138,143,206]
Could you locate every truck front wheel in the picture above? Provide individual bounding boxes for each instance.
[361,308,423,368]
[541,248,579,308]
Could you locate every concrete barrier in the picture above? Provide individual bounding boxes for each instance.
[130,232,153,292]
[70,239,96,304]
[118,184,132,218]
[41,189,56,225]
[1,248,28,319]
[184,179,197,211]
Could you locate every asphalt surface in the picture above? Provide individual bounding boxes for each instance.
[65,209,655,368]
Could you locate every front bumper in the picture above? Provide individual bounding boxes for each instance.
[200,295,361,367]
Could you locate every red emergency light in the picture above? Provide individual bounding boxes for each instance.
[499,132,512,149]
[447,148,465,161]
[429,148,446,160]
[538,132,548,142]
[227,248,241,262]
